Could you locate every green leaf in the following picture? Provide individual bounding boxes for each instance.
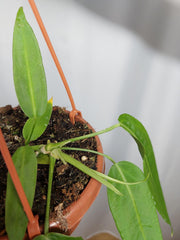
[34,232,84,240]
[118,113,171,226]
[23,99,53,143]
[107,161,163,240]
[55,150,122,196]
[5,145,37,240]
[13,7,47,118]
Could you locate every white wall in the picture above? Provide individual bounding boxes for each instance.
[0,0,180,239]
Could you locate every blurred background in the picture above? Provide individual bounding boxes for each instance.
[1,0,180,239]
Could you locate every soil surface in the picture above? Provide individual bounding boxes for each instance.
[0,105,97,235]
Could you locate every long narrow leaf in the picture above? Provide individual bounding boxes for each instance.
[13,7,47,118]
[5,145,37,240]
[94,169,149,185]
[107,161,163,240]
[118,113,171,226]
[61,148,149,185]
[57,150,122,196]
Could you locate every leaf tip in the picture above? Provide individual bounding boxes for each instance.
[16,6,25,20]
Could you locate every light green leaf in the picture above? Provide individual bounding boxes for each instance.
[5,145,37,240]
[23,99,53,143]
[34,232,83,240]
[118,113,171,226]
[107,161,163,240]
[56,150,122,196]
[13,7,47,118]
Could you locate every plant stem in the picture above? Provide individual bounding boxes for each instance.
[47,123,121,151]
[61,147,116,165]
[44,156,56,235]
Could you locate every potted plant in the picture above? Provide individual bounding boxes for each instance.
[0,6,106,239]
[0,3,172,240]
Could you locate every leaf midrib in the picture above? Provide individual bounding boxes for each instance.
[23,28,36,117]
[116,164,147,240]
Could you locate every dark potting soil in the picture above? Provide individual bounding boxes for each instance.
[0,105,97,234]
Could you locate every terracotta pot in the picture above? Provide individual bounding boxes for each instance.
[0,111,105,239]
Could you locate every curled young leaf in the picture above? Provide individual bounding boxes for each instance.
[23,99,53,143]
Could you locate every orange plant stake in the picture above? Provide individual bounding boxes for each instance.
[0,128,41,239]
[28,0,82,124]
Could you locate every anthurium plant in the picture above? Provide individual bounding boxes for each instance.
[0,7,172,240]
